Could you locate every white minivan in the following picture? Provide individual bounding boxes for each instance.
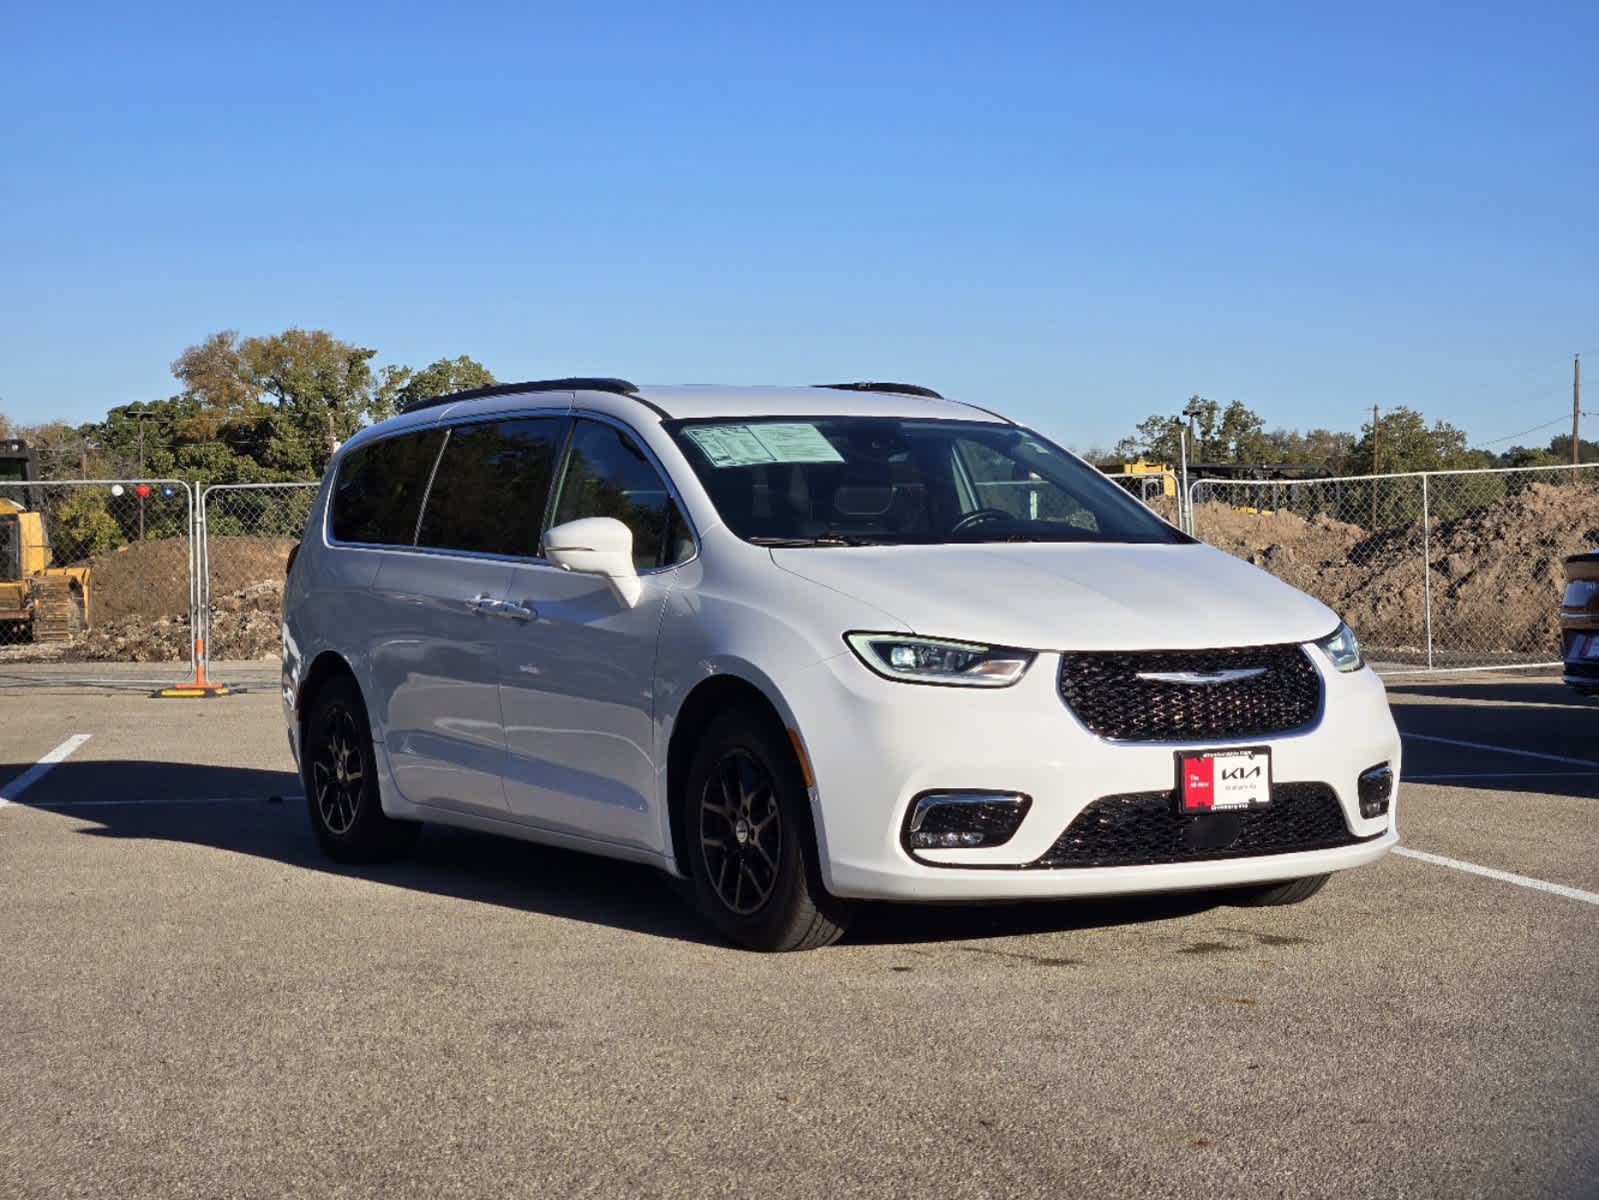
[282,378,1400,950]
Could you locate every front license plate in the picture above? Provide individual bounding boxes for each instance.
[1572,633,1599,661]
[1178,748,1272,813]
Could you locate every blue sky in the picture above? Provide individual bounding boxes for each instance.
[2,1,1594,453]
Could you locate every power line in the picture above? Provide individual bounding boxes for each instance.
[1477,413,1575,446]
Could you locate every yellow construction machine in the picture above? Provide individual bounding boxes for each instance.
[0,441,91,642]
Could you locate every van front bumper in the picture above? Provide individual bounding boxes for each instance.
[787,648,1401,902]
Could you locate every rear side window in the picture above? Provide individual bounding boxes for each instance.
[330,429,444,545]
[416,417,565,557]
[549,419,691,569]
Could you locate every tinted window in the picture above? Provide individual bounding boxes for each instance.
[550,420,690,569]
[416,418,564,557]
[330,429,444,545]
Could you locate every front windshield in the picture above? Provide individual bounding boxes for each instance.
[667,417,1186,546]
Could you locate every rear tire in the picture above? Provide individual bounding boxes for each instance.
[684,710,852,951]
[302,674,419,864]
[1227,873,1330,907]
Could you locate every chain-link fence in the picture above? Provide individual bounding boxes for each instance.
[0,479,196,669]
[6,461,1591,680]
[1190,463,1599,670]
[199,482,321,675]
[1104,469,1182,527]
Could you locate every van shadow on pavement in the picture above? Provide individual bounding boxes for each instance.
[7,758,1222,950]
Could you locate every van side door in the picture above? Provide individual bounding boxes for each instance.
[495,416,695,850]
[371,417,563,817]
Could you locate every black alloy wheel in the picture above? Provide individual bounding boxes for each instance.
[302,673,420,863]
[699,749,783,915]
[312,703,365,836]
[682,710,852,951]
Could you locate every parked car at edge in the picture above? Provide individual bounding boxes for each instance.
[281,379,1402,951]
[1562,548,1599,695]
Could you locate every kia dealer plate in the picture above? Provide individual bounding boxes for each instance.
[1177,748,1272,813]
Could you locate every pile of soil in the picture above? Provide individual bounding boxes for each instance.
[18,534,299,662]
[81,538,191,623]
[62,580,283,663]
[204,536,297,598]
[1197,481,1599,657]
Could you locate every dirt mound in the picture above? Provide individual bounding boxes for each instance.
[79,537,191,623]
[73,535,296,625]
[1198,481,1599,657]
[62,578,283,663]
[204,537,297,598]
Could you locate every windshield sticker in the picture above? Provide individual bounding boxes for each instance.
[685,423,845,467]
[684,425,778,467]
[750,423,845,463]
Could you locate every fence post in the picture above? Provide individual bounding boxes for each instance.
[1421,474,1434,670]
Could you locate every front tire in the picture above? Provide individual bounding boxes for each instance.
[1227,873,1330,907]
[684,710,852,951]
[302,674,419,864]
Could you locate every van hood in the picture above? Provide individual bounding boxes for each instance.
[770,541,1340,652]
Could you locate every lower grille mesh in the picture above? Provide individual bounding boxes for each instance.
[1032,783,1371,868]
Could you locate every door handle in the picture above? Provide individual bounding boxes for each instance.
[465,595,535,621]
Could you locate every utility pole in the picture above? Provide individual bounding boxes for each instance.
[1370,404,1380,529]
[1575,354,1583,470]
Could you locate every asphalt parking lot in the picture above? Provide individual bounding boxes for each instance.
[1,664,1594,1198]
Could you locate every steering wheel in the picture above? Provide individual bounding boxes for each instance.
[951,507,1014,533]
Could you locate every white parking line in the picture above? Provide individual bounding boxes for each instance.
[0,734,92,808]
[1395,847,1599,907]
[1402,732,1599,769]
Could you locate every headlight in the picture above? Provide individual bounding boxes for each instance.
[1313,622,1365,673]
[845,632,1036,687]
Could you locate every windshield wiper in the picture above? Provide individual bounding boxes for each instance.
[749,534,885,547]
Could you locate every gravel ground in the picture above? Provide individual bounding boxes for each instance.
[0,671,1594,1198]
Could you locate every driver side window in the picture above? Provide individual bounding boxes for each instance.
[549,419,694,569]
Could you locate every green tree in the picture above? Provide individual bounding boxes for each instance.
[375,355,497,419]
[1545,433,1599,465]
[51,488,124,557]
[1112,398,1268,464]
[170,331,264,441]
[1343,407,1481,476]
[169,327,384,478]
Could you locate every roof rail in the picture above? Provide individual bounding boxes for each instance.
[400,377,640,415]
[814,381,945,400]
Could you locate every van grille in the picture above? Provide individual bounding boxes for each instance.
[1033,783,1367,868]
[1058,644,1321,741]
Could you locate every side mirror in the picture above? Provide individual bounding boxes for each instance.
[543,517,642,608]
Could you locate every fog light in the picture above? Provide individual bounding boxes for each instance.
[1358,764,1393,819]
[903,792,1031,854]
